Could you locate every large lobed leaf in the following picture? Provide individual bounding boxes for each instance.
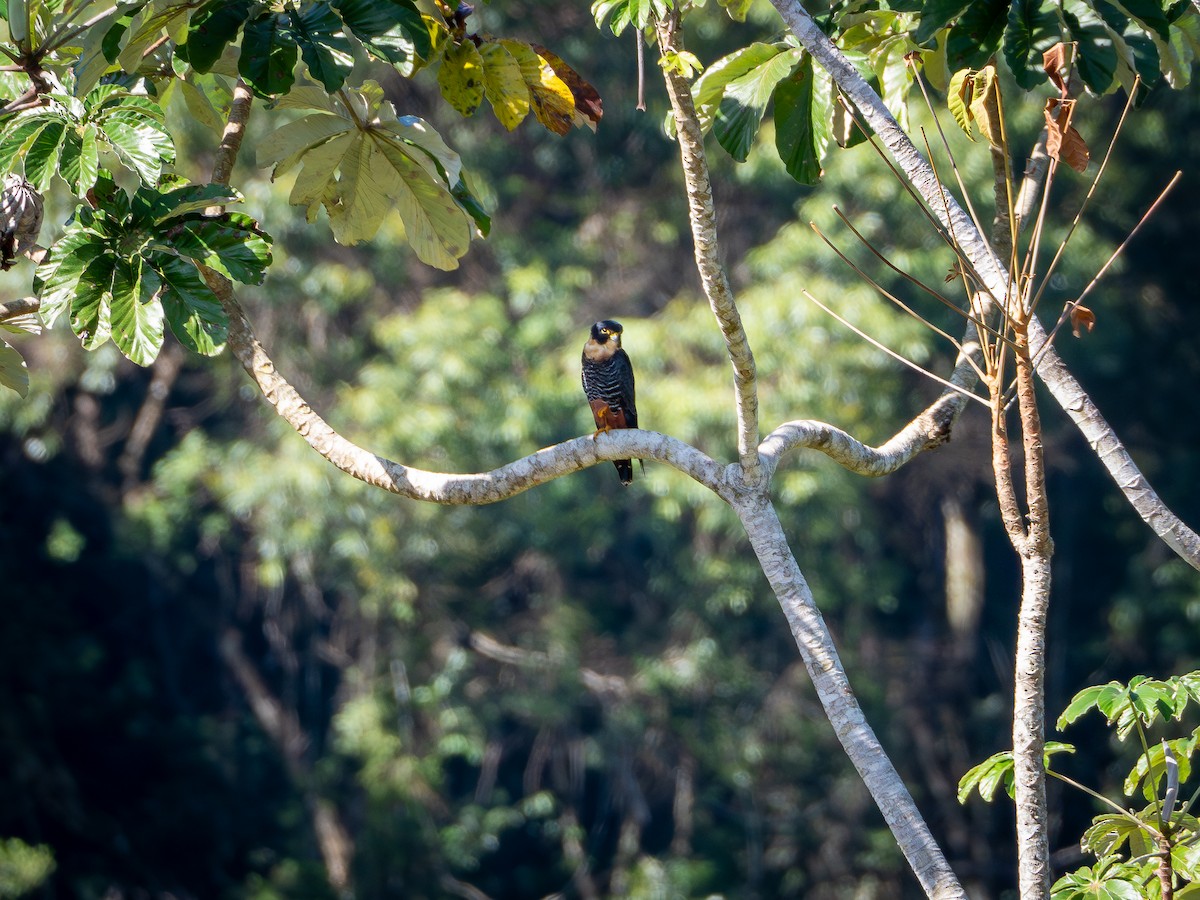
[260,83,478,269]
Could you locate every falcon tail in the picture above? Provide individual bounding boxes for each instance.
[614,459,633,485]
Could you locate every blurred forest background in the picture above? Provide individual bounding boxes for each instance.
[2,1,1199,898]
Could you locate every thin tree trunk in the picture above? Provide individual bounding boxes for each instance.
[738,495,967,899]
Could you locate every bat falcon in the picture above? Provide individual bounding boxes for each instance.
[581,319,638,485]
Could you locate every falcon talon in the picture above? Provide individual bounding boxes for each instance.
[581,319,638,485]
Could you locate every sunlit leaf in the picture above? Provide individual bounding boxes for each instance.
[0,340,28,397]
[438,38,486,117]
[692,42,783,133]
[501,39,575,136]
[479,40,529,131]
[57,123,100,197]
[714,46,802,162]
[532,43,603,131]
[109,256,165,366]
[22,119,65,192]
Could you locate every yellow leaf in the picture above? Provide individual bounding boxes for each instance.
[501,39,574,136]
[479,40,529,131]
[437,39,486,117]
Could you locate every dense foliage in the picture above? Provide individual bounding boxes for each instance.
[1,1,1199,898]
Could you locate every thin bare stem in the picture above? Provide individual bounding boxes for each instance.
[802,291,987,407]
[809,223,988,383]
[1031,171,1181,370]
[1024,84,1138,318]
[828,207,1012,349]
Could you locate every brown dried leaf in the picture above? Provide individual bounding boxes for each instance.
[1043,44,1069,96]
[1044,99,1090,173]
[532,43,603,132]
[945,260,967,283]
[1070,303,1096,337]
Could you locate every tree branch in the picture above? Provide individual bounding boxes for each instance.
[654,12,762,482]
[197,83,734,504]
[0,297,39,321]
[738,495,967,899]
[768,0,1200,572]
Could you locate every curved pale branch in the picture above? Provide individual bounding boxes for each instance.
[760,395,959,478]
[769,0,1200,572]
[197,82,733,504]
[0,297,39,321]
[654,12,761,482]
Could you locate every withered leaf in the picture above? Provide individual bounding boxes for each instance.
[532,43,603,132]
[1070,303,1096,337]
[1044,98,1089,173]
[1043,44,1069,96]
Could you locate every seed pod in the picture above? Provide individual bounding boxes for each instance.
[0,174,44,270]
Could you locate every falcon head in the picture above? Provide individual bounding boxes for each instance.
[590,319,623,347]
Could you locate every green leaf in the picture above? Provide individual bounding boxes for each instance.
[451,175,490,238]
[1004,0,1063,89]
[1125,734,1195,800]
[109,256,165,366]
[287,1,354,93]
[915,0,973,44]
[438,39,487,117]
[1064,0,1120,92]
[479,40,529,131]
[692,42,784,133]
[184,0,252,73]
[154,255,227,356]
[1058,682,1118,729]
[1117,0,1171,39]
[57,123,100,196]
[0,340,28,397]
[1081,815,1148,859]
[240,11,299,98]
[957,750,1015,803]
[70,256,118,352]
[873,34,915,131]
[177,75,228,132]
[772,55,831,185]
[155,215,272,285]
[334,0,431,67]
[146,183,242,224]
[714,47,802,163]
[22,119,66,192]
[99,113,174,184]
[1091,0,1164,90]
[945,0,1010,70]
[0,116,57,175]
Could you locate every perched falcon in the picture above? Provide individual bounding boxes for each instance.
[581,319,638,485]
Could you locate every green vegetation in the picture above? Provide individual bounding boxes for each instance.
[0,1,1198,898]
